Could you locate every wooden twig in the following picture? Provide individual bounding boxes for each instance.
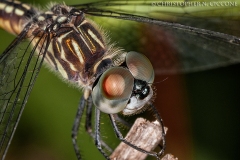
[161,154,178,160]
[110,118,176,160]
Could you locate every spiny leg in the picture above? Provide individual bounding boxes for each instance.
[150,104,166,156]
[72,94,112,160]
[85,96,92,133]
[72,96,86,160]
[112,114,132,129]
[85,96,113,154]
[72,96,102,159]
[94,107,110,159]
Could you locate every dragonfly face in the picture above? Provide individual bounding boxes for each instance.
[92,51,154,115]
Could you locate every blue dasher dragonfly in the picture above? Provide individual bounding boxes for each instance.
[1,0,240,160]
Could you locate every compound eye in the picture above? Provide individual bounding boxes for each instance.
[92,67,134,114]
[126,51,154,84]
[102,73,130,99]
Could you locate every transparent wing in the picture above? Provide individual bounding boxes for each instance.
[73,0,240,35]
[0,24,50,158]
[73,0,240,74]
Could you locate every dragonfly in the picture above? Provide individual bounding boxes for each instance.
[1,0,240,160]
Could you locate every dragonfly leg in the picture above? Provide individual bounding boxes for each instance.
[85,96,92,133]
[72,95,86,160]
[85,96,113,155]
[112,114,132,129]
[94,107,110,159]
[109,104,166,159]
[150,104,166,157]
[72,95,113,159]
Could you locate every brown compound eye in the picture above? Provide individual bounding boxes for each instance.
[126,51,154,84]
[102,73,126,99]
[92,67,134,114]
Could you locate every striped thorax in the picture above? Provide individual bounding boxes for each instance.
[30,4,114,87]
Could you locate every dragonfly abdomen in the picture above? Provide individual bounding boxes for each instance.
[0,0,36,35]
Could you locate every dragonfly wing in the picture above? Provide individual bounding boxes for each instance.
[73,0,240,35]
[0,24,50,158]
[73,0,240,74]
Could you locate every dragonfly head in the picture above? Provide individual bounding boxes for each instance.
[92,51,155,115]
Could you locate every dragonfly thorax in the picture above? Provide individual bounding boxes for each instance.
[30,4,108,87]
